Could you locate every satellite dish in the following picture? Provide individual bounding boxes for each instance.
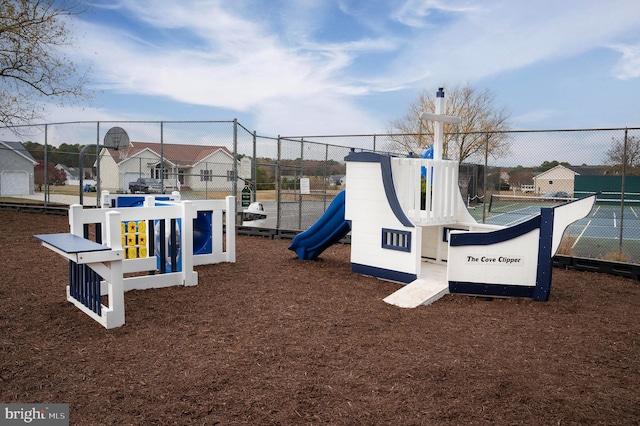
[104,126,130,150]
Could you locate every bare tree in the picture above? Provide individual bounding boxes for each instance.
[0,0,88,127]
[386,84,511,162]
[605,134,640,175]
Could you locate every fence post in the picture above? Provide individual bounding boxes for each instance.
[298,139,304,230]
[44,124,49,206]
[160,121,165,193]
[324,144,329,211]
[204,161,209,198]
[252,130,257,202]
[233,119,238,200]
[95,121,101,207]
[79,122,99,206]
[619,128,628,257]
[276,135,282,230]
[482,133,489,223]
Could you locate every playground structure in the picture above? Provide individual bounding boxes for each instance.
[290,88,596,306]
[35,192,236,328]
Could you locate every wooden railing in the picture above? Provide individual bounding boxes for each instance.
[390,158,459,225]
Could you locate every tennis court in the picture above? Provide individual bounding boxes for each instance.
[469,195,640,263]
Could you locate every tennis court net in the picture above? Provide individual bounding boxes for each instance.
[488,194,573,214]
[488,193,640,217]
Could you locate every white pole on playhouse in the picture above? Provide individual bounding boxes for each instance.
[433,88,445,161]
[420,88,460,161]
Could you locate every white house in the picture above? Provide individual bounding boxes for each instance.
[55,164,79,185]
[0,141,37,195]
[533,165,578,195]
[329,174,346,186]
[98,142,237,193]
[56,164,97,188]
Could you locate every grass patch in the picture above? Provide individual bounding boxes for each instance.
[557,234,574,256]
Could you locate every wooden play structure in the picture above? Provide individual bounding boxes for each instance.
[35,193,236,328]
[291,88,595,307]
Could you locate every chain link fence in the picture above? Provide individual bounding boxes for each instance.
[1,121,638,263]
[303,128,640,263]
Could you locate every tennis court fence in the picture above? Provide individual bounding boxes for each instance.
[2,122,639,264]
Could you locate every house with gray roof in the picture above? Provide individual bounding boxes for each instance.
[0,141,38,196]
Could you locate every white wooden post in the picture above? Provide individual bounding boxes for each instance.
[225,196,236,262]
[181,200,198,286]
[104,210,125,328]
[69,204,84,237]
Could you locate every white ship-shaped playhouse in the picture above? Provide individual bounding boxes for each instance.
[290,88,595,307]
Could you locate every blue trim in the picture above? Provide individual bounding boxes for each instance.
[381,228,412,252]
[344,151,385,163]
[533,208,554,301]
[116,196,145,207]
[443,227,466,242]
[379,156,414,228]
[449,215,541,246]
[352,263,417,284]
[193,211,213,255]
[449,281,535,298]
[343,151,413,228]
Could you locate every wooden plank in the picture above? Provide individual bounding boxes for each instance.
[383,263,449,308]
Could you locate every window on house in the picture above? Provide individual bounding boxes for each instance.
[227,170,235,182]
[201,170,212,182]
[381,228,411,252]
[153,166,168,180]
[549,180,553,185]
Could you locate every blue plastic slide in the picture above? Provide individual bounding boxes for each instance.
[288,190,351,260]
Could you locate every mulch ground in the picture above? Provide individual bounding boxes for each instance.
[0,209,638,425]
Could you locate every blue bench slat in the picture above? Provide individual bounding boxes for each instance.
[34,233,110,254]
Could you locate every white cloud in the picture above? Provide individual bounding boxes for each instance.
[511,109,559,127]
[392,0,478,28]
[610,42,640,80]
[63,0,406,139]
[387,0,640,87]
[254,95,383,137]
[10,103,162,146]
[74,3,398,106]
[54,0,640,136]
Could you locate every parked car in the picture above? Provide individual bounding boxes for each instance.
[129,178,163,193]
[541,191,571,200]
[494,181,511,191]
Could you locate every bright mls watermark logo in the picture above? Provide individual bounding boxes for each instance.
[1,404,68,425]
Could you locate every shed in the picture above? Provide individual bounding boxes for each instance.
[0,141,37,195]
[533,165,578,196]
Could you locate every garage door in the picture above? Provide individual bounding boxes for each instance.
[1,171,29,195]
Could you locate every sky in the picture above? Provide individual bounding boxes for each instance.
[28,0,640,162]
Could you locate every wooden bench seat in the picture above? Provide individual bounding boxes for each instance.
[34,233,123,264]
[34,233,110,253]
